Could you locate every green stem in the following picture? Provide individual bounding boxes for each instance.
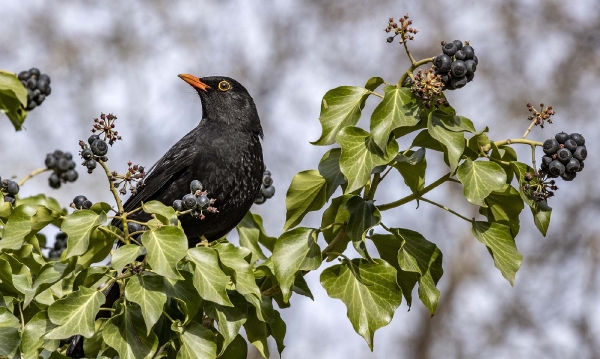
[376,172,452,211]
[366,173,381,200]
[522,120,537,139]
[98,160,130,243]
[17,167,50,187]
[491,138,543,149]
[319,222,346,232]
[370,91,384,99]
[98,225,125,244]
[18,301,25,331]
[396,57,436,87]
[322,226,348,260]
[530,144,538,175]
[419,196,473,223]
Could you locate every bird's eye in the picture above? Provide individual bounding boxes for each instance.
[218,80,231,92]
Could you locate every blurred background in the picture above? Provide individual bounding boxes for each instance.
[1,0,599,358]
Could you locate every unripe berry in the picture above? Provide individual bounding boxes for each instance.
[451,60,467,77]
[573,146,587,162]
[569,133,585,146]
[556,148,572,164]
[542,138,559,155]
[565,158,580,173]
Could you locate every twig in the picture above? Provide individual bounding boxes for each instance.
[397,57,436,87]
[377,172,452,211]
[419,197,473,223]
[98,160,130,243]
[17,167,50,186]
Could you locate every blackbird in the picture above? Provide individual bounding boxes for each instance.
[66,74,265,357]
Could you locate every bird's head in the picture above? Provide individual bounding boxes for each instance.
[178,74,263,138]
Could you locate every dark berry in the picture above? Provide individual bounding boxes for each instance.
[561,171,576,181]
[442,42,458,56]
[564,139,577,153]
[573,146,587,162]
[86,160,97,170]
[464,59,477,75]
[450,76,467,89]
[262,185,275,198]
[461,45,475,60]
[37,79,49,93]
[556,148,572,164]
[466,73,475,82]
[196,195,210,208]
[45,154,57,169]
[57,158,69,172]
[17,71,30,81]
[386,37,394,43]
[542,138,559,155]
[26,78,37,89]
[81,148,94,160]
[452,40,463,50]
[451,60,467,77]
[32,89,41,100]
[454,50,466,61]
[25,101,37,111]
[541,155,553,171]
[0,180,6,190]
[65,170,78,182]
[44,86,51,96]
[565,158,580,173]
[190,180,203,193]
[263,175,273,187]
[472,55,478,65]
[6,181,19,195]
[91,139,108,156]
[439,73,450,83]
[72,195,88,210]
[127,222,142,234]
[182,194,197,209]
[263,170,271,176]
[88,134,100,146]
[569,133,585,146]
[254,195,266,205]
[3,195,15,205]
[576,161,585,172]
[548,160,565,177]
[53,150,64,158]
[173,199,183,211]
[83,200,93,210]
[36,94,46,105]
[555,132,569,144]
[434,54,452,72]
[29,68,40,77]
[49,173,61,189]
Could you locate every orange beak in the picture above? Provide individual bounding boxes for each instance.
[178,74,210,92]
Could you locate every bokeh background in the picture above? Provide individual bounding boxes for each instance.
[1,1,599,358]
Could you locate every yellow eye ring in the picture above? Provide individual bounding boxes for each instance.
[218,80,231,92]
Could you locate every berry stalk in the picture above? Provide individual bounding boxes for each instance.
[17,167,50,186]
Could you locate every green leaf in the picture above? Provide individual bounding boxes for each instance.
[272,227,321,303]
[370,86,419,151]
[45,287,106,339]
[457,159,507,206]
[321,195,352,261]
[0,258,19,297]
[427,110,465,171]
[490,144,517,183]
[32,259,76,299]
[0,90,27,131]
[311,86,371,146]
[364,77,385,91]
[142,201,178,225]
[318,148,347,199]
[0,204,36,250]
[0,307,20,358]
[284,170,327,231]
[483,184,524,236]
[204,292,247,355]
[393,149,427,194]
[186,247,233,307]
[174,321,217,359]
[237,212,275,261]
[268,309,286,355]
[219,334,248,359]
[62,210,107,258]
[243,306,269,358]
[102,304,158,359]
[0,196,12,219]
[125,275,167,335]
[440,115,476,133]
[141,226,187,279]
[164,270,202,324]
[510,161,551,235]
[111,244,146,274]
[471,221,523,286]
[412,129,444,152]
[0,71,27,106]
[320,259,402,350]
[21,311,59,357]
[16,194,65,215]
[345,197,380,260]
[73,266,109,292]
[337,126,398,193]
[214,243,261,300]
[74,226,116,268]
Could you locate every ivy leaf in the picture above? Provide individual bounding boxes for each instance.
[457,159,507,206]
[311,86,371,146]
[321,195,352,261]
[318,148,347,199]
[364,77,385,91]
[44,287,106,339]
[337,126,399,193]
[141,226,187,279]
[320,259,402,350]
[73,266,109,292]
[472,221,523,286]
[174,321,217,359]
[393,149,427,194]
[268,309,286,355]
[427,110,465,171]
[204,292,247,355]
[187,247,233,307]
[0,71,27,106]
[345,197,380,260]
[439,115,476,133]
[490,144,517,183]
[142,201,178,226]
[0,196,12,219]
[0,71,28,130]
[214,243,261,299]
[243,306,270,358]
[370,86,419,151]
[237,212,275,260]
[75,226,116,268]
[102,304,158,359]
[125,275,167,335]
[16,194,65,215]
[284,170,327,231]
[21,311,59,357]
[510,161,551,235]
[164,270,203,324]
[272,227,321,303]
[32,259,77,299]
[411,129,444,152]
[483,184,524,236]
[62,210,107,258]
[0,307,20,358]
[111,244,146,274]
[219,334,248,359]
[0,204,36,250]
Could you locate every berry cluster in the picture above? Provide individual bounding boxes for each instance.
[433,40,478,90]
[48,232,67,258]
[522,173,557,203]
[172,180,218,220]
[0,177,20,205]
[385,14,418,44]
[540,132,587,181]
[17,68,52,111]
[45,150,79,189]
[409,68,449,109]
[71,195,93,210]
[254,170,275,204]
[79,134,109,174]
[91,113,122,145]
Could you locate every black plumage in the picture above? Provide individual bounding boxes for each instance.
[66,74,264,358]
